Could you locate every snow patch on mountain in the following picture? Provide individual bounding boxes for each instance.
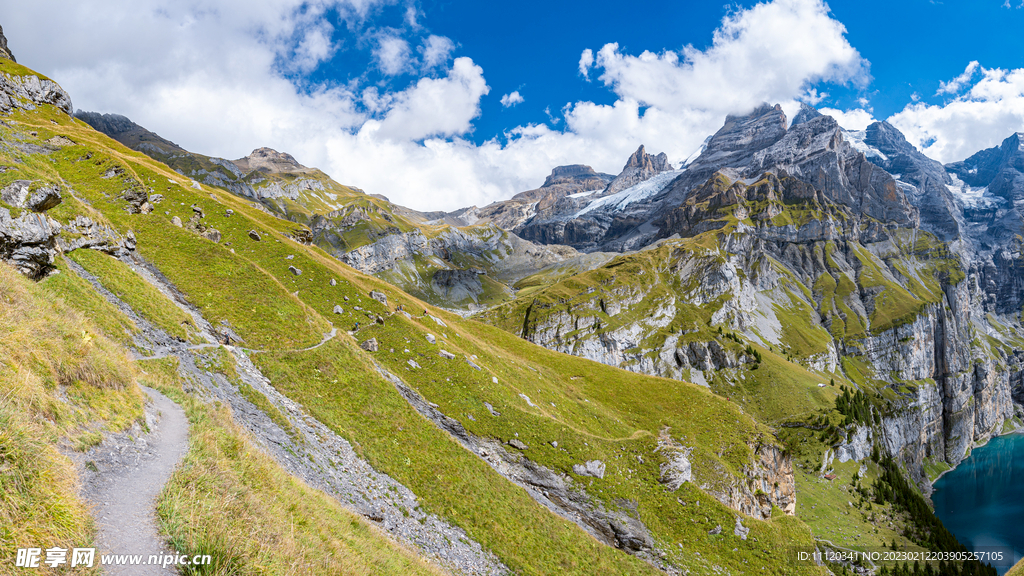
[843,130,888,162]
[682,136,712,168]
[946,173,1003,209]
[574,170,684,217]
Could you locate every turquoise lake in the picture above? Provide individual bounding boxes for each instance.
[931,432,1024,574]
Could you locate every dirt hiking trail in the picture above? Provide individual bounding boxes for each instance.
[80,386,189,575]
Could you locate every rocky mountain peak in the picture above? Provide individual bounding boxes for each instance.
[789,103,822,128]
[602,145,674,196]
[682,103,788,182]
[542,164,601,187]
[623,145,672,172]
[232,147,307,174]
[0,25,15,62]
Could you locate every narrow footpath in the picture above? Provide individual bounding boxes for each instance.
[79,386,189,575]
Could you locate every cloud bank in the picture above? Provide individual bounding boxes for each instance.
[6,0,877,211]
[890,64,1024,163]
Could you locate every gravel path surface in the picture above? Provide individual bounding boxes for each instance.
[77,386,189,575]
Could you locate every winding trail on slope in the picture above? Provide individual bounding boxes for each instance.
[133,326,339,361]
[81,386,189,575]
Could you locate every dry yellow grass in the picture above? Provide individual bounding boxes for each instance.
[0,261,144,572]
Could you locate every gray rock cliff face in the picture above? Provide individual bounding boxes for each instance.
[0,69,73,117]
[0,208,61,278]
[863,121,961,240]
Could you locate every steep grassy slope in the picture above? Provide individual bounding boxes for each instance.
[1,58,826,574]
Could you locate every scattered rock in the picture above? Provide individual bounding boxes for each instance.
[289,229,313,244]
[407,359,420,369]
[370,290,388,306]
[439,350,456,359]
[333,305,344,314]
[484,402,500,416]
[573,460,606,479]
[225,209,233,216]
[344,295,350,301]
[247,229,261,241]
[149,194,163,204]
[425,334,436,344]
[492,376,498,384]
[709,525,722,536]
[375,316,385,326]
[1,180,61,212]
[171,216,182,227]
[518,393,536,407]
[286,254,294,260]
[467,359,482,371]
[288,266,302,276]
[508,438,528,450]
[329,278,337,286]
[201,228,221,243]
[733,517,749,540]
[0,207,60,278]
[360,338,379,352]
[551,441,558,448]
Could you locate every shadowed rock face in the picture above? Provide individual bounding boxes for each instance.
[75,111,187,155]
[942,132,1024,314]
[946,132,1024,241]
[509,103,920,253]
[863,121,961,240]
[789,102,822,127]
[0,25,15,62]
[540,165,611,190]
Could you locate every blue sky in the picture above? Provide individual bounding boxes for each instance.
[7,0,1024,210]
[308,0,1024,145]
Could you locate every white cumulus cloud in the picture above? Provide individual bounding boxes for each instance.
[578,48,594,79]
[373,57,489,141]
[889,65,1024,162]
[500,91,524,107]
[936,61,979,95]
[587,0,868,115]
[818,107,876,130]
[420,35,455,69]
[374,33,411,76]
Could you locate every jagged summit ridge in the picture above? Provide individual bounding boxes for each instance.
[75,111,187,155]
[602,144,674,196]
